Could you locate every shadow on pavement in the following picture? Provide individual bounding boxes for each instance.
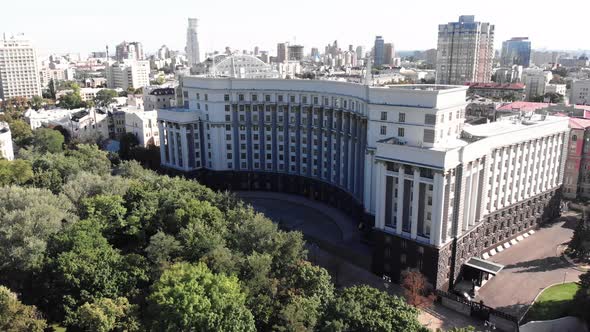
[494,302,529,319]
[505,256,570,273]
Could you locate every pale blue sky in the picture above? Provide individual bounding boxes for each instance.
[1,0,588,57]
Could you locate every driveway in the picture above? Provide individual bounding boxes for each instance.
[476,212,583,319]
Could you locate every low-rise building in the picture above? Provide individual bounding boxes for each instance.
[124,109,159,147]
[571,80,590,105]
[545,84,567,97]
[467,82,526,101]
[144,87,176,111]
[563,118,590,200]
[0,122,14,160]
[522,69,553,100]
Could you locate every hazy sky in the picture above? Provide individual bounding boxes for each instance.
[1,0,588,57]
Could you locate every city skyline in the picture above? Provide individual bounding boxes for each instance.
[1,0,589,57]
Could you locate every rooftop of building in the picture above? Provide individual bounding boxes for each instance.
[149,87,175,95]
[463,114,566,138]
[569,117,590,130]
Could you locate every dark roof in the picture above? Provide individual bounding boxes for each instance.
[464,257,504,275]
[70,110,89,121]
[149,88,175,96]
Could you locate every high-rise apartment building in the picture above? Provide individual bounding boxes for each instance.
[384,43,395,65]
[288,45,304,61]
[373,36,385,66]
[0,34,41,100]
[356,46,364,60]
[186,18,201,66]
[522,68,552,100]
[105,60,150,90]
[501,37,531,67]
[277,43,289,63]
[115,41,144,61]
[436,15,495,85]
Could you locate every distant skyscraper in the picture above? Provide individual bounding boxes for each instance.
[0,34,41,100]
[254,46,259,56]
[373,36,385,66]
[288,45,304,61]
[158,45,170,60]
[501,37,531,68]
[186,18,201,66]
[115,41,144,61]
[384,43,395,65]
[356,46,364,60]
[436,15,495,84]
[277,42,289,63]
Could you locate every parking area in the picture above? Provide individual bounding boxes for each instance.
[476,212,583,319]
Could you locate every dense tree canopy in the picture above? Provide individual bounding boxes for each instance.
[33,128,64,153]
[148,262,256,332]
[0,137,425,331]
[0,286,47,332]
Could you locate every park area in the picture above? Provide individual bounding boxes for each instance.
[523,282,580,322]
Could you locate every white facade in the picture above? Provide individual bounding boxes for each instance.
[436,16,495,85]
[105,60,150,90]
[158,78,569,246]
[571,80,590,105]
[522,68,552,100]
[124,109,160,147]
[0,34,41,100]
[186,18,200,66]
[0,122,14,160]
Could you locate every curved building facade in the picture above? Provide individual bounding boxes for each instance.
[158,77,569,290]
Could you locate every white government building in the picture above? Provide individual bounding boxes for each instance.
[157,77,568,289]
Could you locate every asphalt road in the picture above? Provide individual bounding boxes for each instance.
[476,213,583,319]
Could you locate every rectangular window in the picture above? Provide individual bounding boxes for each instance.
[381,112,387,121]
[398,127,405,137]
[399,113,405,123]
[380,126,387,135]
[424,114,436,125]
[224,94,230,101]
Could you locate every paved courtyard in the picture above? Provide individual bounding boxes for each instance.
[477,212,583,319]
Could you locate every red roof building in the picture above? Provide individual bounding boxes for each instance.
[564,117,590,199]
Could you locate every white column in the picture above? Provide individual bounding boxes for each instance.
[364,152,374,214]
[158,122,166,164]
[431,172,445,246]
[180,125,189,171]
[168,128,177,166]
[410,167,420,239]
[374,161,386,229]
[396,166,405,234]
[462,165,472,232]
[469,160,480,226]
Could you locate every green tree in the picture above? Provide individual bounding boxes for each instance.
[176,199,226,259]
[0,159,33,186]
[147,262,255,332]
[320,285,425,332]
[7,119,33,148]
[28,96,44,111]
[571,271,590,322]
[0,186,76,275]
[0,286,47,332]
[48,79,57,99]
[73,297,141,332]
[42,219,147,324]
[58,83,85,109]
[119,133,139,160]
[33,128,64,153]
[94,89,118,109]
[567,217,590,260]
